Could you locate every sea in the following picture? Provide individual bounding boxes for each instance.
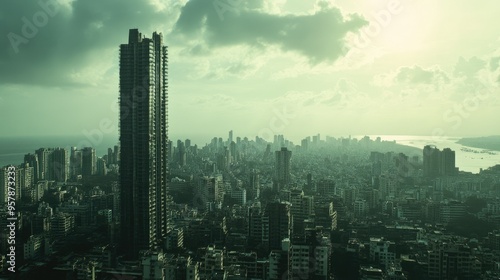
[0,135,499,174]
[0,135,119,168]
[370,135,500,174]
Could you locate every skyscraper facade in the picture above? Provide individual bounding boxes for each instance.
[275,147,292,190]
[441,148,456,176]
[33,148,68,182]
[423,145,440,178]
[81,147,96,177]
[24,153,39,183]
[119,29,169,259]
[423,145,457,178]
[423,145,456,178]
[264,202,291,252]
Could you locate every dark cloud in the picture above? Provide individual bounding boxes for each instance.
[1,0,366,86]
[0,0,176,86]
[173,0,367,64]
[395,66,449,84]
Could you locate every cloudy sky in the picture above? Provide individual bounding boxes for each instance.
[1,0,499,144]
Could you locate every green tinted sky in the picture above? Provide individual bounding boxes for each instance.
[0,0,499,144]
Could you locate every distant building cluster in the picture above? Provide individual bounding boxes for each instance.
[3,128,500,279]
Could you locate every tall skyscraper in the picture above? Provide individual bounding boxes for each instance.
[81,147,96,177]
[441,148,456,176]
[177,140,186,166]
[113,145,120,163]
[35,148,52,181]
[70,147,82,179]
[119,29,169,259]
[50,148,68,182]
[264,202,291,252]
[107,148,114,165]
[24,153,39,183]
[423,145,456,178]
[228,130,233,145]
[34,148,68,182]
[275,147,292,190]
[423,145,440,178]
[289,189,314,237]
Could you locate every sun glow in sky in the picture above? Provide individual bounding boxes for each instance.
[0,0,499,144]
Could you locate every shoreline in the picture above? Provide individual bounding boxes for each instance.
[456,136,500,152]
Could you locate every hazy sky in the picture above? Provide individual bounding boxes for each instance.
[1,0,499,144]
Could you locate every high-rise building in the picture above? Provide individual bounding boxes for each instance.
[264,202,291,252]
[17,163,34,203]
[289,189,314,237]
[230,141,236,162]
[230,187,246,205]
[228,130,233,145]
[70,147,82,180]
[35,148,51,181]
[248,204,262,247]
[441,148,456,176]
[50,213,75,238]
[288,229,331,280]
[369,237,396,270]
[107,148,114,165]
[423,146,456,178]
[119,29,169,259]
[177,140,186,166]
[24,153,39,183]
[427,241,480,280]
[114,145,120,163]
[423,145,439,178]
[301,138,309,151]
[96,158,107,176]
[34,148,68,182]
[81,147,96,177]
[249,169,260,199]
[50,148,68,182]
[0,167,13,203]
[275,147,292,191]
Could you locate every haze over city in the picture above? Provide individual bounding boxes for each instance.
[1,0,499,142]
[2,1,500,279]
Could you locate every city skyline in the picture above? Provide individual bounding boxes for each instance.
[2,2,500,277]
[1,0,499,140]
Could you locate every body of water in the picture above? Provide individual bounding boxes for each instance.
[372,135,500,174]
[0,135,119,167]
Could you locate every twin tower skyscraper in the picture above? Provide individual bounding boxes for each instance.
[119,29,169,259]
